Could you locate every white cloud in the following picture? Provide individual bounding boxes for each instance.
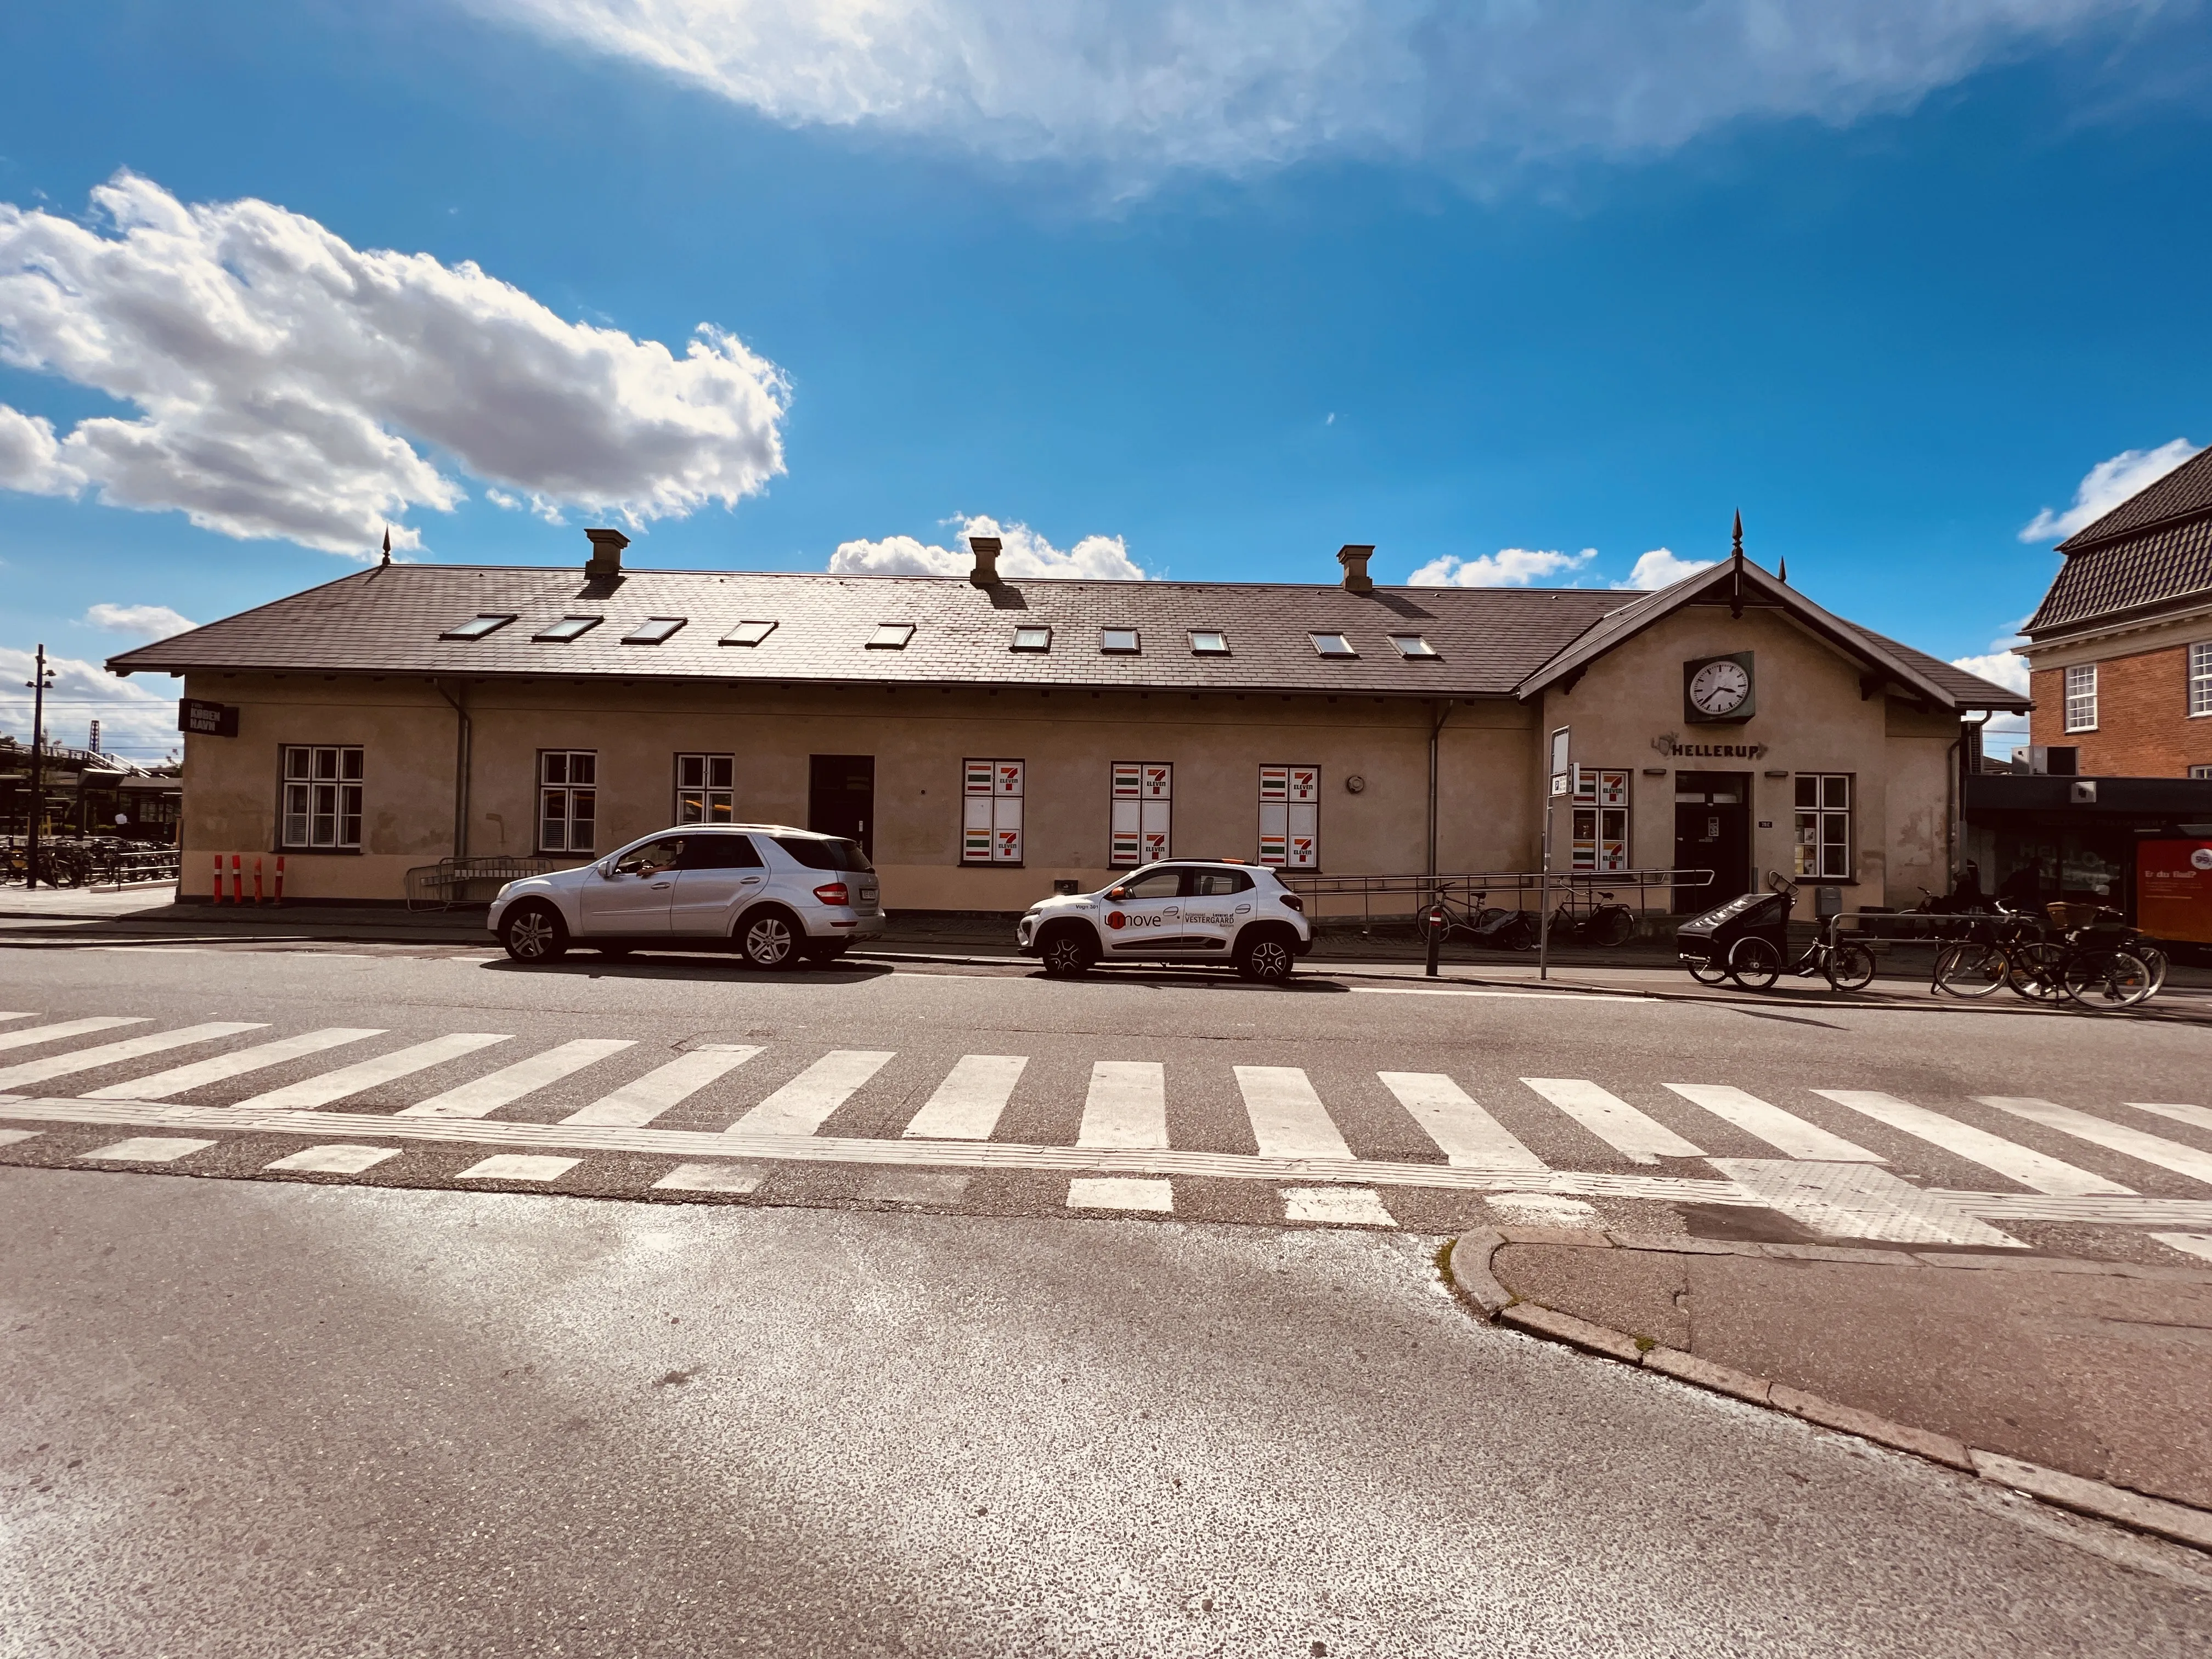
[1616,548,1717,590]
[475,1,2152,183]
[2020,437,2202,544]
[1950,649,2030,696]
[1951,636,2032,759]
[828,514,1149,579]
[83,603,198,640]
[0,644,179,760]
[0,173,788,556]
[1408,548,1594,588]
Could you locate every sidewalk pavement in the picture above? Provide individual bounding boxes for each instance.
[1451,1226,2212,1549]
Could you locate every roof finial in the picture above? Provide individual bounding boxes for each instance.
[1728,511,1745,619]
[380,526,393,567]
[1731,510,1743,562]
[1778,555,1788,584]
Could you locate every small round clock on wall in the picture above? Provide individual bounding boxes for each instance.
[1684,652,1755,724]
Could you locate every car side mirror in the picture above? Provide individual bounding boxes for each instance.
[1106,887,1128,901]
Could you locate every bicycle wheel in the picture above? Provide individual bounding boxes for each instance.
[1587,905,1637,949]
[2005,942,2066,1002]
[1932,942,2005,998]
[1827,941,1877,992]
[1727,935,1781,991]
[2062,951,2155,1011]
[2137,945,2170,997]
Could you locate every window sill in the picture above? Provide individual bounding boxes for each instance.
[275,846,363,857]
[962,862,1026,870]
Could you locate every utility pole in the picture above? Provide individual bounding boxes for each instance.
[24,644,54,888]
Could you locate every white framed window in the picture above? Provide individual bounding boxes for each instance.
[1259,765,1320,869]
[675,753,735,823]
[962,759,1023,863]
[2063,662,2098,732]
[1110,763,1172,866]
[539,750,598,853]
[2190,640,2211,718]
[279,746,363,850]
[2191,764,2212,780]
[1571,768,1630,872]
[1793,774,1852,880]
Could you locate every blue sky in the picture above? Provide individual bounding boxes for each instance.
[3,1,2210,757]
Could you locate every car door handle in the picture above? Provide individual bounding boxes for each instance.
[740,876,761,885]
[650,880,673,889]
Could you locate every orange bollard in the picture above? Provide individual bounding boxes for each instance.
[213,853,222,902]
[272,855,285,907]
[230,853,243,904]
[253,856,264,905]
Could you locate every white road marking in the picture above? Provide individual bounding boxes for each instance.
[1662,1083,1884,1163]
[1353,986,1651,1003]
[0,1023,267,1091]
[0,1017,147,1054]
[1712,1159,2023,1248]
[0,1127,41,1146]
[455,1154,578,1182]
[82,1136,216,1163]
[83,1028,387,1101]
[264,1144,400,1175]
[654,1161,763,1193]
[1487,1192,1597,1226]
[727,1049,896,1136]
[0,1013,37,1023]
[1814,1091,2132,1196]
[1377,1073,1548,1170]
[88,946,214,953]
[223,1034,512,1111]
[1077,1060,1170,1150]
[2127,1101,2212,1135]
[397,1038,636,1120]
[1235,1066,1353,1160]
[904,1054,1029,1141]
[562,1045,762,1128]
[1067,1176,1173,1212]
[1976,1097,2212,1186]
[1283,1186,1394,1226]
[2151,1233,2212,1264]
[1521,1077,1705,1164]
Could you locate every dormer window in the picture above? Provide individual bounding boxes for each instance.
[622,617,686,645]
[533,616,602,642]
[441,613,516,641]
[1308,632,1357,658]
[1012,626,1052,652]
[868,622,916,649]
[1101,628,1140,654]
[721,620,776,646]
[1189,630,1229,655]
[1388,634,1438,658]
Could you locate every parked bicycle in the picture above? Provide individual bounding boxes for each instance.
[2007,904,2162,1011]
[1460,891,1539,951]
[1678,876,1876,991]
[1544,887,1639,949]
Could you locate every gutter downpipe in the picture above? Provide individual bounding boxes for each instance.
[435,680,471,861]
[1949,712,1990,887]
[1425,701,1451,978]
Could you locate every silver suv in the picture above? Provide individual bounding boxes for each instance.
[1016,860,1313,981]
[491,825,884,967]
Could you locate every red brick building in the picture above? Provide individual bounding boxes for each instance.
[2020,444,2212,778]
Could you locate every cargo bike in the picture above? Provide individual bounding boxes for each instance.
[1676,875,1877,992]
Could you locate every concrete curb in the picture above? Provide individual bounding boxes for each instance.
[1445,1226,2212,1554]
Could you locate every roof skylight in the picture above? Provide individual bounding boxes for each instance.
[1388,634,1438,658]
[533,616,603,642]
[868,622,916,649]
[720,620,777,646]
[1101,628,1141,654]
[440,613,517,641]
[622,617,687,645]
[1189,630,1229,655]
[1011,625,1052,652]
[1308,632,1358,658]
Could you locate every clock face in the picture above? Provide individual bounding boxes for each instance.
[1688,658,1751,715]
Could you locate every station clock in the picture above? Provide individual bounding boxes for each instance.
[1683,652,1756,724]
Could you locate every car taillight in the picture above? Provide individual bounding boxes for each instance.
[813,882,850,905]
[1279,894,1304,912]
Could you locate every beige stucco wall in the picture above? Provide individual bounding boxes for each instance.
[174,616,1961,914]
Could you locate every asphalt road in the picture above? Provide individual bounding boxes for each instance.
[4,941,2211,1654]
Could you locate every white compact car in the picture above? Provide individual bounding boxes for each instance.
[1015,860,1313,981]
[490,825,884,967]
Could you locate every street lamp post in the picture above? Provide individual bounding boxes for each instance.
[24,644,54,889]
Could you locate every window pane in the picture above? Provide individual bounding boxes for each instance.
[571,789,595,830]
[678,792,704,823]
[313,747,338,781]
[1821,775,1848,810]
[1102,628,1139,653]
[708,794,733,822]
[543,752,568,786]
[339,785,363,848]
[708,757,733,789]
[1308,633,1356,657]
[571,753,596,785]
[340,748,363,781]
[1012,626,1051,651]
[1795,776,1816,809]
[678,755,704,788]
[1189,630,1227,654]
[285,748,309,780]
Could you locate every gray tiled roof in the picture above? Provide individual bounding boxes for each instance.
[2054,444,2212,552]
[106,565,1632,698]
[2027,486,2212,638]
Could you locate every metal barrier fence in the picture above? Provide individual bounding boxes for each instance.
[1277,868,1716,930]
[405,855,560,911]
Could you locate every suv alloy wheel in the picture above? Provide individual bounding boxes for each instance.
[501,902,569,963]
[740,908,800,969]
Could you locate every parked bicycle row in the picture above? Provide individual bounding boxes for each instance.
[1,838,182,888]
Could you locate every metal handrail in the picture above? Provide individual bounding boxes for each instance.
[1278,868,1716,927]
[405,855,558,911]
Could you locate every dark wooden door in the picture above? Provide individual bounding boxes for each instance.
[808,755,876,859]
[1672,771,1751,912]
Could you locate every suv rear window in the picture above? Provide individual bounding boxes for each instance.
[676,835,764,870]
[774,835,875,873]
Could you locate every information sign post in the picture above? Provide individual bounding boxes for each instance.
[1541,728,1571,981]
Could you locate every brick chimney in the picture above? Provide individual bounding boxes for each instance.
[968,534,1003,588]
[1336,544,1375,594]
[584,528,629,580]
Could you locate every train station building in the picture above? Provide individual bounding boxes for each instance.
[109,528,2028,917]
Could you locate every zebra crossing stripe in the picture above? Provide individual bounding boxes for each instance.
[1376,1073,1547,1170]
[1283,1186,1393,1227]
[2127,1101,2212,1135]
[82,1136,217,1164]
[563,1046,763,1128]
[1235,1066,1353,1160]
[0,1013,38,1024]
[224,1034,514,1111]
[1813,1091,2132,1197]
[1078,1061,1169,1150]
[1975,1097,2212,1186]
[397,1038,637,1120]
[264,1144,400,1175]
[1520,1078,1705,1164]
[726,1050,895,1136]
[0,1017,148,1055]
[84,1028,388,1101]
[0,1023,267,1091]
[455,1154,578,1182]
[904,1054,1028,1141]
[2153,1233,2212,1264]
[1662,1084,1883,1163]
[1068,1176,1172,1212]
